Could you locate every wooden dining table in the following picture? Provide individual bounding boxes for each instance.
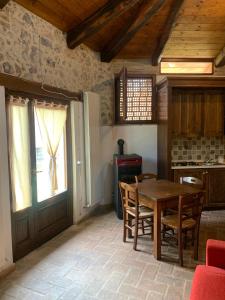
[135,179,200,260]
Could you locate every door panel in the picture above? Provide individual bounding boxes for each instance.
[8,94,73,260]
[12,208,35,260]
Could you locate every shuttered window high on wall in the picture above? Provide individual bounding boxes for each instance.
[115,71,156,124]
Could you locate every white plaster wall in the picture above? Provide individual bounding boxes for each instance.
[0,86,13,271]
[100,125,157,205]
[113,125,157,173]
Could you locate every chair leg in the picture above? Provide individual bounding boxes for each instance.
[178,229,183,267]
[162,224,166,239]
[123,212,127,242]
[184,231,187,249]
[194,224,200,261]
[128,214,133,238]
[142,220,145,235]
[151,219,154,241]
[133,217,138,250]
[192,228,195,246]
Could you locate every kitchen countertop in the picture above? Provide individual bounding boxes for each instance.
[172,164,225,169]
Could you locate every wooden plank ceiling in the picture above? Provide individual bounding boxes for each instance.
[13,0,225,65]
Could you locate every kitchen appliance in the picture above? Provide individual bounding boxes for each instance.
[113,154,142,219]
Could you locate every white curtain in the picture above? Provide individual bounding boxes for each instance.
[34,104,67,193]
[8,99,32,212]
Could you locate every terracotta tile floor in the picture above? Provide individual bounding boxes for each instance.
[0,209,225,300]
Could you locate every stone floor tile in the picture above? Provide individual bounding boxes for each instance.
[137,277,167,295]
[119,283,148,299]
[183,280,192,299]
[158,262,174,274]
[123,267,143,286]
[164,286,184,300]
[1,210,225,299]
[155,274,185,288]
[97,289,129,300]
[172,267,194,281]
[146,291,164,300]
[59,283,83,299]
[103,272,125,291]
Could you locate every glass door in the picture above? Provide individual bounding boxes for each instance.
[8,95,73,260]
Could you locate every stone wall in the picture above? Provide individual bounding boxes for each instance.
[1,2,225,125]
[0,1,114,125]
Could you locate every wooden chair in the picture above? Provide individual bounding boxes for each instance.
[135,173,156,233]
[161,192,204,266]
[180,175,207,202]
[180,176,205,189]
[119,181,154,250]
[135,173,157,184]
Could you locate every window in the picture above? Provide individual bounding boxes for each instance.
[160,59,213,75]
[115,68,156,124]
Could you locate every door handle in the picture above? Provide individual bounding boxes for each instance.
[32,169,43,174]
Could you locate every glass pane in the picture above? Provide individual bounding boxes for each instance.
[160,61,213,74]
[8,102,32,212]
[35,113,67,202]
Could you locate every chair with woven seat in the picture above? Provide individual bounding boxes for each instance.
[135,173,157,212]
[180,175,207,203]
[161,191,204,266]
[135,173,157,183]
[119,181,154,250]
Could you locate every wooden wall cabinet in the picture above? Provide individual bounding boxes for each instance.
[173,168,225,208]
[172,91,202,137]
[203,93,224,137]
[157,77,225,181]
[171,90,224,137]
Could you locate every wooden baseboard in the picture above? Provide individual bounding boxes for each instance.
[0,263,15,280]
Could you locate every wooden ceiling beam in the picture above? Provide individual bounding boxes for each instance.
[215,46,225,67]
[151,0,184,66]
[0,0,9,9]
[66,0,141,49]
[100,0,166,63]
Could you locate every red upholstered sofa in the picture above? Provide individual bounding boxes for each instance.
[190,239,225,300]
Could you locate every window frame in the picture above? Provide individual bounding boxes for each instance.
[114,73,157,125]
[160,58,214,75]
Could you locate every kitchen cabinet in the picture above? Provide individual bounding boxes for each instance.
[172,90,202,137]
[171,90,224,137]
[204,93,224,137]
[157,77,225,181]
[208,169,225,207]
[173,168,225,208]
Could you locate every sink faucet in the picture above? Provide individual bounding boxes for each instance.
[205,158,213,163]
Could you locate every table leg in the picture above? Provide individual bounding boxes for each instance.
[153,202,161,260]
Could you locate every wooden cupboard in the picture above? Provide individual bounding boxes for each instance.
[208,169,225,207]
[157,77,225,182]
[172,90,203,137]
[173,168,225,208]
[203,92,224,137]
[171,89,224,137]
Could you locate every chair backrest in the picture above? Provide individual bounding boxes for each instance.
[178,192,204,227]
[119,181,139,209]
[180,176,206,190]
[135,173,157,184]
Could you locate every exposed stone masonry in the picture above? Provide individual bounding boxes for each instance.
[0,2,114,125]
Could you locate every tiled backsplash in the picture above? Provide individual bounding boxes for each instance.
[172,137,225,161]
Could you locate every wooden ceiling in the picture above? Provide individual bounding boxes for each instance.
[11,0,225,66]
